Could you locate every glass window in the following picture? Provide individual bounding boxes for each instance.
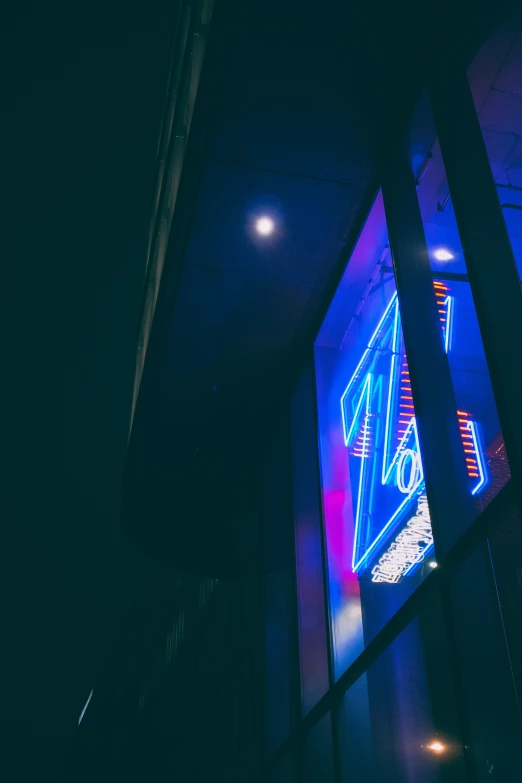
[408,91,510,544]
[447,525,522,780]
[488,502,522,705]
[262,569,296,754]
[291,364,330,714]
[315,192,438,679]
[261,425,298,754]
[302,712,335,783]
[338,672,373,782]
[338,590,467,783]
[468,13,522,280]
[267,753,293,783]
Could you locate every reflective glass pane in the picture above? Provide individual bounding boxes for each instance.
[267,753,293,783]
[302,712,334,783]
[447,525,522,780]
[409,92,510,544]
[338,591,467,783]
[468,12,522,279]
[291,365,330,714]
[488,503,522,705]
[261,425,298,754]
[262,566,295,754]
[315,193,437,679]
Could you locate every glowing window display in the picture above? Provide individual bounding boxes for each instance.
[315,185,503,678]
[340,282,487,584]
[316,192,426,677]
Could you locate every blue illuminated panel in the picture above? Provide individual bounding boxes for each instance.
[315,189,503,680]
[340,283,487,584]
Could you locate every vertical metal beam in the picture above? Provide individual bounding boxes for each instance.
[383,148,480,779]
[429,65,522,501]
[381,143,476,553]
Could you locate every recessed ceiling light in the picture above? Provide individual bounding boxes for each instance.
[255,216,275,236]
[433,247,454,262]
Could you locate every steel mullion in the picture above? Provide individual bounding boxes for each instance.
[429,63,522,514]
[381,142,476,554]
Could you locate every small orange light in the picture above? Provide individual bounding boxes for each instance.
[427,741,445,753]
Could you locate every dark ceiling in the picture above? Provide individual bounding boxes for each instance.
[8,0,521,774]
[122,0,521,575]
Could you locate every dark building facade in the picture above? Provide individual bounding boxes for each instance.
[84,1,522,781]
[77,566,262,781]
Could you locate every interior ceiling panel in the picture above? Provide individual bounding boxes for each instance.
[468,23,519,112]
[482,129,519,180]
[479,88,522,135]
[184,163,361,284]
[494,30,522,94]
[503,136,522,186]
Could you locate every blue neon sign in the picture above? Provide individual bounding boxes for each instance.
[340,286,487,581]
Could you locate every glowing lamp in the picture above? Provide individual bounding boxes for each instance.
[427,741,445,753]
[433,247,454,262]
[255,216,275,236]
